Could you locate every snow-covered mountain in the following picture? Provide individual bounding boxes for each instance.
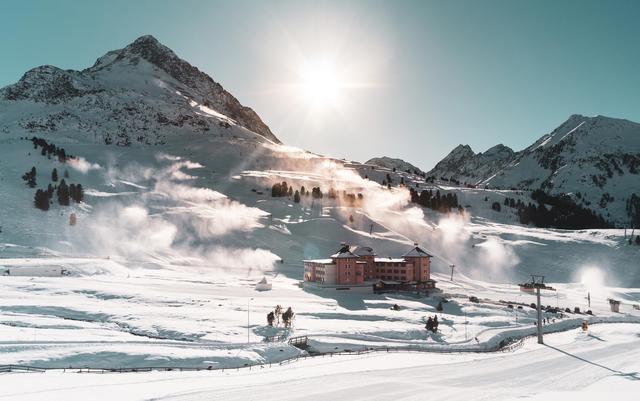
[427,144,516,183]
[425,115,640,224]
[0,35,279,145]
[0,34,639,376]
[364,156,426,175]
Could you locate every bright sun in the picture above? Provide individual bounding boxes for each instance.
[297,60,343,105]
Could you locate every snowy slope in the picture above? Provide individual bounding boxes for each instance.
[0,323,639,401]
[422,115,640,224]
[0,35,639,377]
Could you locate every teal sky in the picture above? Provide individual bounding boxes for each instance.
[1,0,639,169]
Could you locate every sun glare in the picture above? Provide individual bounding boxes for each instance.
[297,60,343,105]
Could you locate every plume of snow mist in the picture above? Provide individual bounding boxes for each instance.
[574,265,610,297]
[419,213,519,281]
[154,180,269,238]
[473,237,520,277]
[68,157,102,174]
[201,247,280,273]
[67,154,277,276]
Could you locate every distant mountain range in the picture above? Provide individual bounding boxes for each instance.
[2,35,638,226]
[368,114,640,225]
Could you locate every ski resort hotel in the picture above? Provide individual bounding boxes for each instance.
[303,244,437,293]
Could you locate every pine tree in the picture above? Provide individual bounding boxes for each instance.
[34,189,49,211]
[57,148,67,163]
[69,184,77,202]
[64,169,69,179]
[57,179,70,206]
[22,167,37,188]
[51,168,58,182]
[271,183,281,197]
[293,190,300,203]
[75,184,84,203]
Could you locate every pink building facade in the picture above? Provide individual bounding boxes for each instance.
[303,244,436,290]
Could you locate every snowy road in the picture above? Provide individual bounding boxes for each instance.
[0,323,637,401]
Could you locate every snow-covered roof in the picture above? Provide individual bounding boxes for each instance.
[402,246,433,258]
[331,251,359,259]
[330,244,360,259]
[350,246,375,256]
[374,257,406,263]
[378,280,402,285]
[303,259,334,264]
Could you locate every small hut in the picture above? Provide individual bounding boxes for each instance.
[255,277,272,291]
[608,298,621,313]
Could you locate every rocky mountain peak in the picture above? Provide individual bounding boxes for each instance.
[1,65,87,103]
[451,144,474,154]
[422,114,640,223]
[443,144,476,161]
[365,156,425,175]
[0,35,280,144]
[483,144,514,157]
[117,35,200,86]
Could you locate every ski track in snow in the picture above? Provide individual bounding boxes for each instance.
[0,323,637,400]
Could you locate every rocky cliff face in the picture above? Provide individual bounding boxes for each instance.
[0,35,279,145]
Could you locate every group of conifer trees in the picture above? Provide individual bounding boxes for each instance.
[32,168,84,211]
[29,136,71,163]
[270,181,362,205]
[500,190,611,229]
[408,188,462,213]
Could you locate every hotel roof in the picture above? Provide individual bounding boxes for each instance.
[402,245,433,258]
[374,257,406,263]
[303,259,334,264]
[350,246,376,256]
[330,244,360,259]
